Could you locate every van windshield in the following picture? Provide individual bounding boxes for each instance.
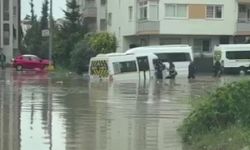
[90,60,109,77]
[155,53,191,62]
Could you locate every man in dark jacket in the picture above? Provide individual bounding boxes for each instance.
[154,59,165,79]
[188,61,196,79]
[166,61,177,79]
[214,60,221,77]
[0,51,6,70]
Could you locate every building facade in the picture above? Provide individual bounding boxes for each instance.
[73,0,108,32]
[101,0,250,57]
[0,0,20,63]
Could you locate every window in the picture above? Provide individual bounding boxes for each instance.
[140,6,147,20]
[226,51,250,60]
[3,0,9,21]
[13,6,16,17]
[100,19,107,31]
[149,5,158,20]
[238,5,250,22]
[3,24,10,45]
[206,5,223,19]
[129,6,133,21]
[113,61,137,74]
[193,39,211,52]
[101,0,106,5]
[160,38,182,45]
[155,53,191,62]
[165,4,187,18]
[108,13,112,25]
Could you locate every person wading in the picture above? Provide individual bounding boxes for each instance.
[214,60,222,77]
[188,61,196,79]
[166,61,177,79]
[154,59,165,80]
[0,50,6,70]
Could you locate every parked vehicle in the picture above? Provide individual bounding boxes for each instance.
[125,45,194,75]
[213,44,250,74]
[88,53,158,81]
[12,54,52,71]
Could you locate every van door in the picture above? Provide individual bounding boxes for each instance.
[136,56,150,80]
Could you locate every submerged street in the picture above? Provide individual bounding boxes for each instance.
[0,69,249,150]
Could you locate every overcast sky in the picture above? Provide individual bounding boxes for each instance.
[21,0,66,19]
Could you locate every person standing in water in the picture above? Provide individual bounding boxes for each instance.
[188,61,196,79]
[0,50,6,70]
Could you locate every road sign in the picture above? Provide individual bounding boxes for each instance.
[42,29,50,37]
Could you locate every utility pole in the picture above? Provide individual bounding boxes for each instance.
[49,0,53,70]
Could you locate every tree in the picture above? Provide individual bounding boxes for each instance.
[53,0,86,68]
[70,39,96,74]
[63,0,81,33]
[40,0,49,30]
[30,0,36,22]
[23,0,42,57]
[23,21,41,56]
[89,32,117,54]
[39,0,49,59]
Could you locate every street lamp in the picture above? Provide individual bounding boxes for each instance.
[49,0,54,70]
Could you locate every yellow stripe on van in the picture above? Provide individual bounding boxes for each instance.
[90,60,109,77]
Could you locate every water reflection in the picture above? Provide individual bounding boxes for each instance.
[0,69,250,150]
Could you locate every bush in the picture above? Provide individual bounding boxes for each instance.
[180,80,250,143]
[70,39,96,74]
[89,32,116,54]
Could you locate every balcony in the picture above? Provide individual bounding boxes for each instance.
[137,20,160,35]
[81,1,97,18]
[82,7,97,18]
[237,4,250,34]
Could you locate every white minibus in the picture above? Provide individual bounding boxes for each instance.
[125,45,194,75]
[213,44,250,74]
[88,53,158,81]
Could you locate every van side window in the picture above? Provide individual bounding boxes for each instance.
[226,51,250,60]
[155,53,191,62]
[113,61,137,74]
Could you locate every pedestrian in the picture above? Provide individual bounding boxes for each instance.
[166,61,177,79]
[188,61,196,79]
[154,59,165,80]
[213,60,221,77]
[0,50,6,70]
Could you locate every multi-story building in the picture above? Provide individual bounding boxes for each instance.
[73,0,107,32]
[0,0,20,63]
[102,0,250,57]
[74,0,97,32]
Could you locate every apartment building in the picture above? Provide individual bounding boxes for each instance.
[103,0,250,57]
[0,0,20,63]
[73,0,107,32]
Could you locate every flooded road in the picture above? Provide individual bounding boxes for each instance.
[0,69,249,150]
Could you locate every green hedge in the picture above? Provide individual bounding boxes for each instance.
[180,80,250,143]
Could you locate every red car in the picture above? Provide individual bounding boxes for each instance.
[12,54,52,71]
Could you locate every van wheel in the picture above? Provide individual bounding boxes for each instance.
[239,67,246,75]
[16,65,23,71]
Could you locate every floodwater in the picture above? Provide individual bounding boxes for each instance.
[0,69,249,150]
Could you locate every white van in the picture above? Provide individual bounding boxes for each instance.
[125,45,194,75]
[88,53,158,81]
[213,44,250,74]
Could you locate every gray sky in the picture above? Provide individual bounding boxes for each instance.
[21,0,66,19]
